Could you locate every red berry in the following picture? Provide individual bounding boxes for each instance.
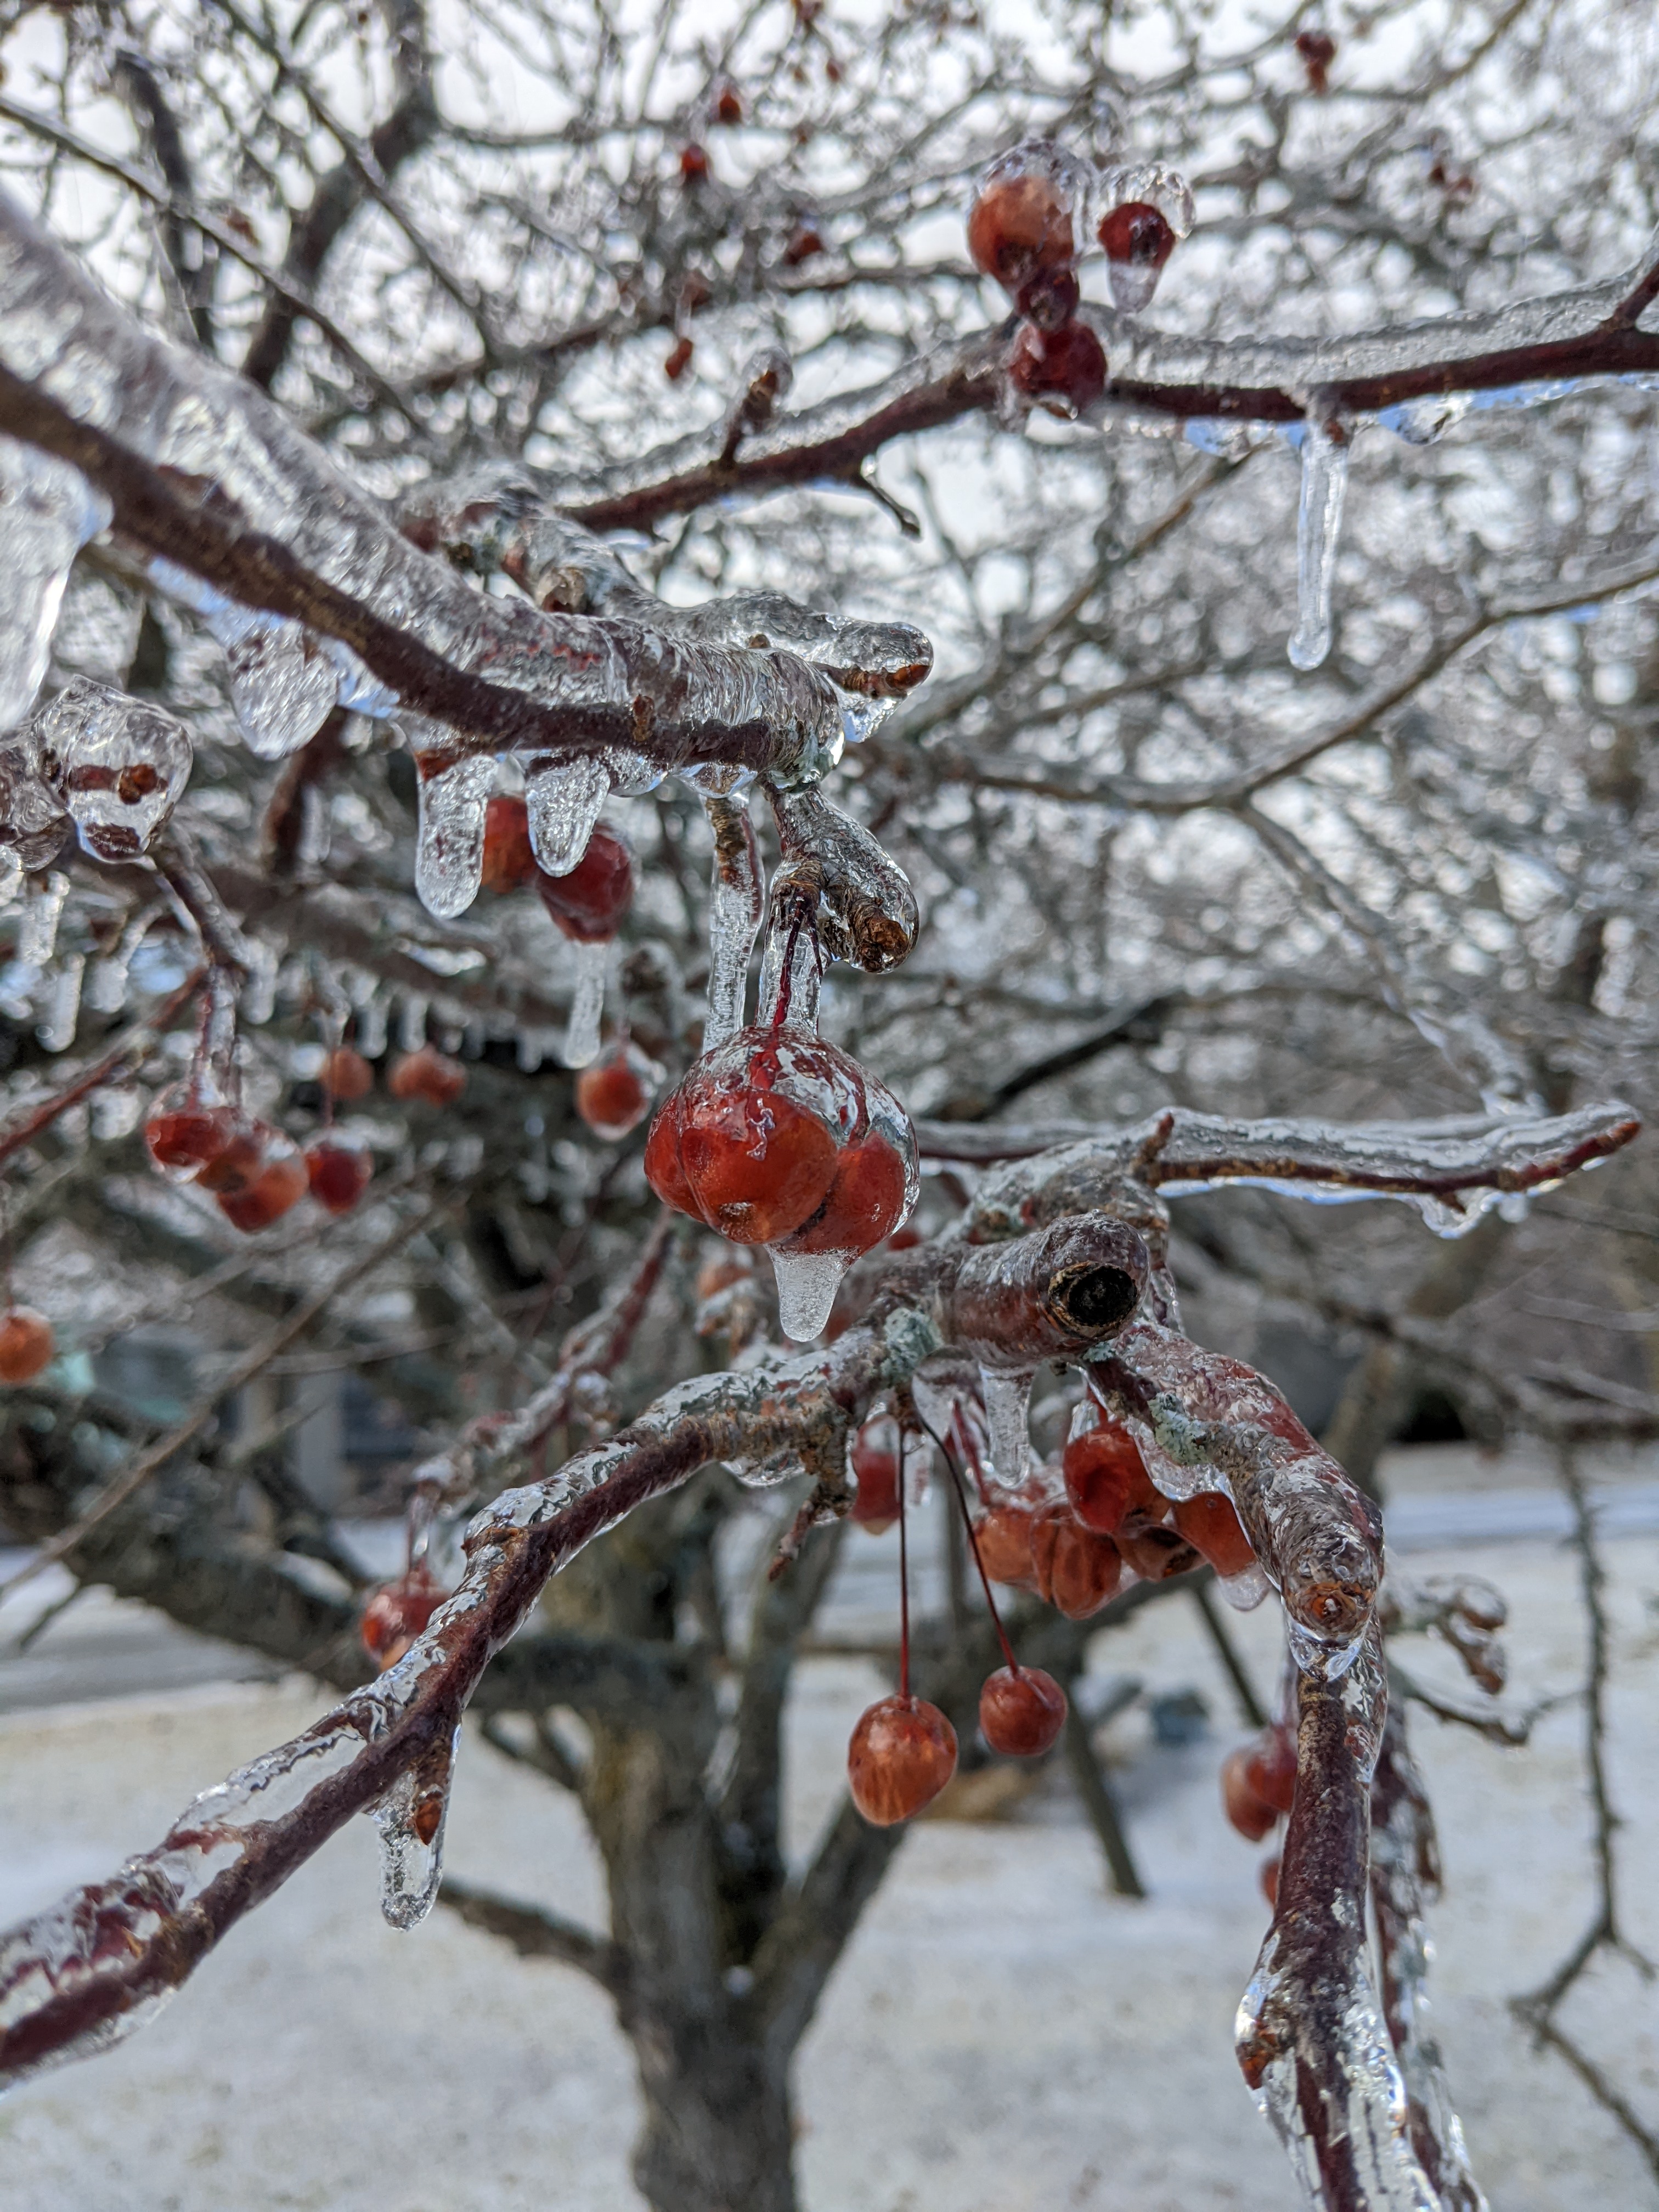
[1114,1520,1202,1583]
[664,336,695,381]
[360,1564,447,1670]
[714,82,743,125]
[979,1666,1067,1757]
[388,1043,467,1108]
[144,1090,241,1181]
[967,153,1077,294]
[776,1128,910,1257]
[1098,200,1177,275]
[680,142,709,184]
[850,1418,901,1532]
[0,1306,54,1383]
[1221,1746,1278,1842]
[973,1500,1040,1589]
[217,1141,308,1233]
[306,1139,373,1216]
[481,794,536,893]
[537,823,634,943]
[644,1027,915,1258]
[847,1694,957,1825]
[1244,1725,1297,1815]
[194,1114,279,1197]
[1007,321,1107,415]
[575,1040,657,1140]
[783,222,823,265]
[1261,1853,1282,1909]
[320,1046,375,1102]
[1030,1504,1122,1619]
[1063,1421,1147,1535]
[1295,29,1336,91]
[1172,1489,1256,1578]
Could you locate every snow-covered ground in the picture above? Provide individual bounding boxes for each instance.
[3,1455,1657,2211]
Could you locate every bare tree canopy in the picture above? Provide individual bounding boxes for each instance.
[0,0,1657,2205]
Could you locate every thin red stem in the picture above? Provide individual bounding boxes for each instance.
[918,1410,1019,1677]
[897,1427,912,1702]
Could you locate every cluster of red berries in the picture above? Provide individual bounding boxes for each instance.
[1221,1720,1297,1906]
[966,141,1193,416]
[972,1406,1255,1620]
[359,1560,448,1671]
[644,1027,915,1273]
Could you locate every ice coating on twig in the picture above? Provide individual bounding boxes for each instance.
[31,679,191,861]
[527,755,608,877]
[0,196,857,793]
[1091,1319,1383,1680]
[961,1101,1641,1238]
[561,935,608,1068]
[0,737,69,874]
[769,784,918,973]
[1371,1711,1489,2210]
[409,738,493,919]
[1287,413,1350,672]
[1236,1629,1440,2209]
[703,792,763,1048]
[0,437,111,732]
[373,1725,459,1931]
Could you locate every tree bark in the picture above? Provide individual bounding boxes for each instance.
[626,2015,798,2212]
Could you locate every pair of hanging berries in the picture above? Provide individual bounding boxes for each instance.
[966,139,1194,415]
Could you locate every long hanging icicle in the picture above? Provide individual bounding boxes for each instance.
[373,1727,458,1931]
[527,755,608,877]
[1286,412,1351,673]
[703,791,764,1048]
[561,937,608,1068]
[410,740,494,919]
[0,438,112,733]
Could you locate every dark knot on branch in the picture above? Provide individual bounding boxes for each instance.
[941,1215,1148,1367]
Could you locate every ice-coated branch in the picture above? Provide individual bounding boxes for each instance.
[1370,1709,1488,2212]
[1235,1628,1440,2211]
[949,1099,1639,1236]
[0,964,204,1171]
[0,195,881,792]
[768,784,918,973]
[0,1213,1148,2089]
[1090,1323,1381,1675]
[552,255,1659,533]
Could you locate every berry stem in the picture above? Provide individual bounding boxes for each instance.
[897,1425,912,1701]
[917,1409,1019,1676]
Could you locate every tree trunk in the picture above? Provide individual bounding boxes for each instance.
[628,2008,798,2212]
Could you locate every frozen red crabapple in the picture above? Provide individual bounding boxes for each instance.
[967,140,1088,328]
[847,1694,958,1824]
[537,822,634,943]
[388,1043,468,1108]
[360,1563,448,1670]
[643,1027,917,1260]
[979,1666,1068,1757]
[320,1046,375,1102]
[0,1307,54,1383]
[306,1138,373,1216]
[1007,320,1107,416]
[480,794,537,894]
[849,1415,902,1533]
[575,1039,662,1141]
[1094,161,1194,312]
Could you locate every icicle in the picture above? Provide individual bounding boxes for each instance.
[1287,414,1351,672]
[90,1081,143,1140]
[413,751,494,919]
[239,938,278,1025]
[18,871,68,965]
[352,981,389,1059]
[980,1367,1034,1488]
[526,755,608,876]
[0,439,112,733]
[222,614,338,760]
[561,935,608,1068]
[769,1246,848,1343]
[85,911,155,1013]
[398,992,430,1053]
[605,746,664,796]
[373,1728,458,1932]
[703,792,763,1048]
[1220,1560,1273,1612]
[38,953,83,1052]
[0,849,21,910]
